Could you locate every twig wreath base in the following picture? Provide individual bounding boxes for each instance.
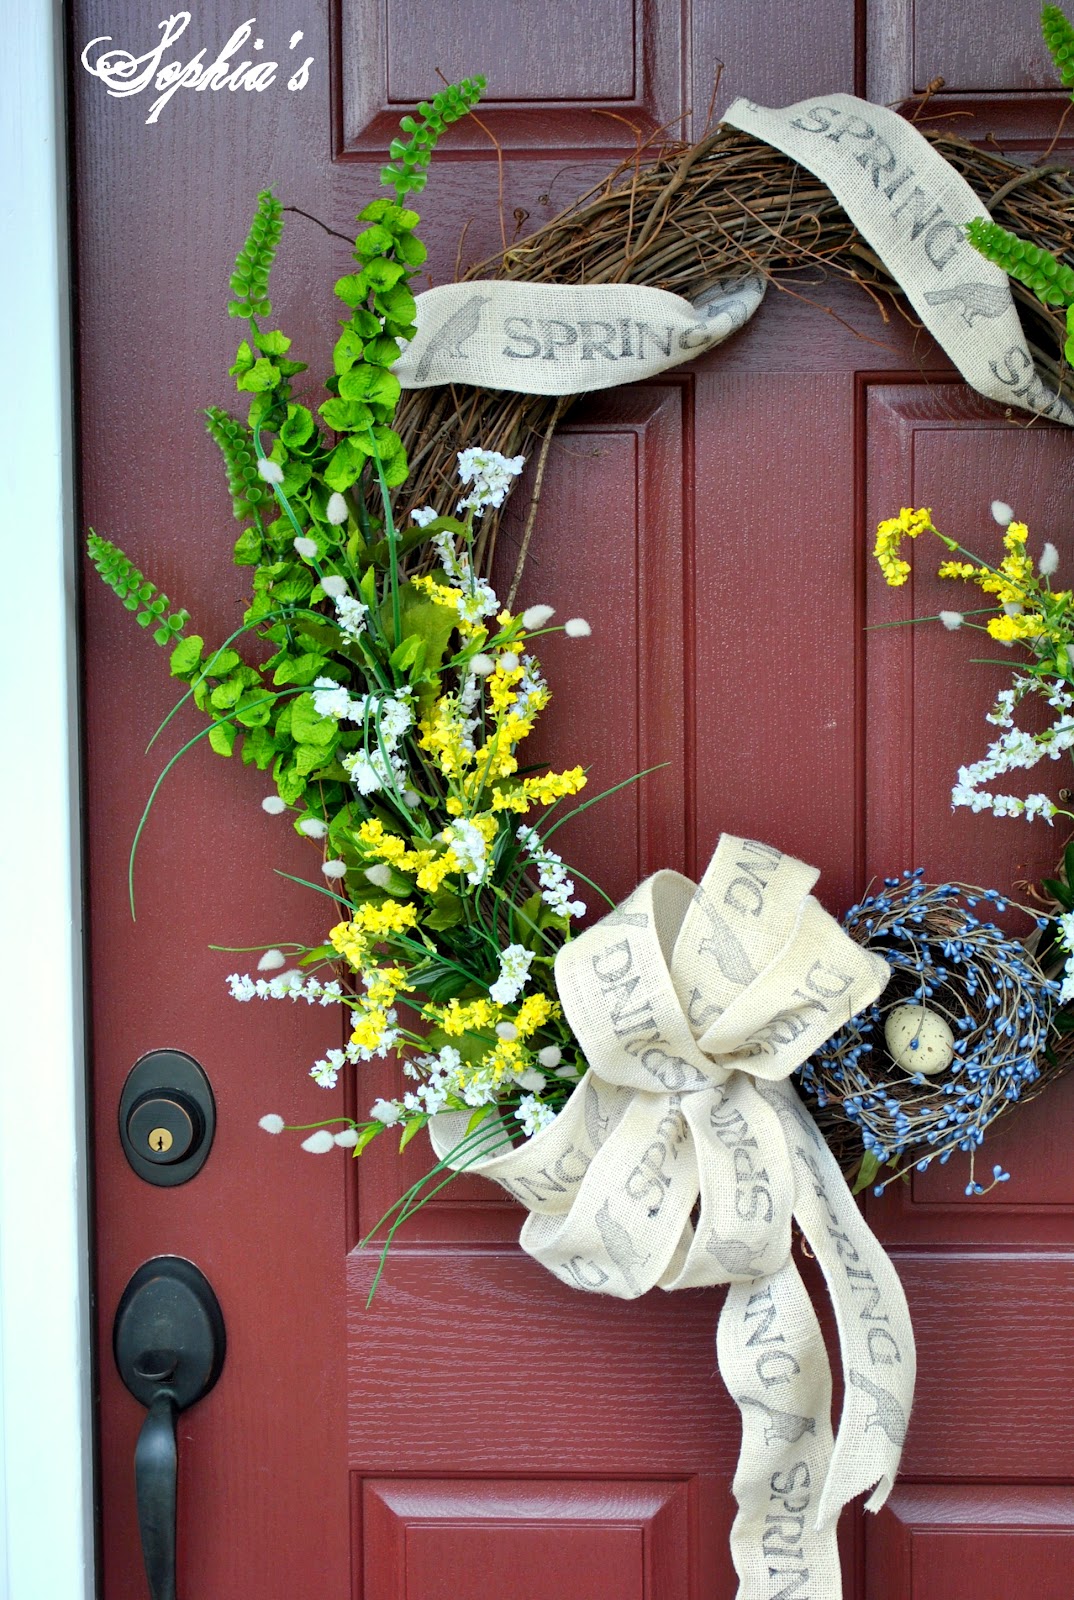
[389,125,1074,597]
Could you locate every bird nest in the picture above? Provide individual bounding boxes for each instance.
[796,871,1061,1194]
[386,119,1074,597]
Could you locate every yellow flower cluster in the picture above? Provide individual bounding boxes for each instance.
[936,519,1065,645]
[330,900,419,971]
[874,506,934,587]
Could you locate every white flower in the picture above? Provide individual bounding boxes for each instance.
[500,651,519,672]
[334,593,369,641]
[326,492,349,525]
[364,863,393,888]
[311,678,356,720]
[517,1068,547,1093]
[516,824,586,919]
[321,859,348,880]
[991,499,1014,526]
[258,1113,285,1134]
[257,948,287,971]
[489,943,534,1005]
[298,816,328,839]
[537,1045,562,1069]
[261,795,287,814]
[496,1022,519,1041]
[411,505,439,526]
[469,653,494,676]
[257,457,285,484]
[293,536,318,559]
[1040,542,1060,577]
[522,604,555,630]
[321,574,349,598]
[300,1129,337,1153]
[446,818,490,885]
[939,610,963,630]
[310,1047,346,1088]
[227,973,257,1001]
[456,448,526,516]
[515,1095,556,1138]
[334,1127,359,1147]
[564,617,591,638]
[370,1098,402,1125]
[1003,601,1023,617]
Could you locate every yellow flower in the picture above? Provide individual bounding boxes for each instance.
[419,695,474,778]
[435,997,500,1037]
[484,1037,524,1080]
[490,785,531,813]
[356,818,410,867]
[1003,521,1029,551]
[874,506,933,587]
[488,662,525,713]
[414,849,461,892]
[938,561,979,580]
[986,612,1047,641]
[412,573,462,610]
[329,920,368,970]
[520,767,587,806]
[352,900,419,938]
[514,992,559,1037]
[350,1006,393,1052]
[364,965,408,1006]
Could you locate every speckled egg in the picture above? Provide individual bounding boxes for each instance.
[883,1004,955,1076]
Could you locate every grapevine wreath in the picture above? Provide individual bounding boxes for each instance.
[89,20,1074,1598]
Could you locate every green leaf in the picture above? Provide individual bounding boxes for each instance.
[351,1123,381,1156]
[169,635,204,679]
[338,365,401,411]
[1042,877,1074,909]
[319,396,375,432]
[465,1106,494,1135]
[280,403,315,448]
[851,1150,882,1196]
[375,282,417,326]
[353,224,395,256]
[333,324,366,375]
[361,257,406,291]
[398,1115,429,1152]
[232,526,262,565]
[291,692,339,746]
[294,738,338,776]
[235,356,281,393]
[324,437,369,492]
[360,333,404,367]
[254,327,292,355]
[334,274,369,309]
[242,723,278,770]
[229,339,254,376]
[272,652,329,686]
[424,890,463,931]
[389,634,424,675]
[208,721,238,757]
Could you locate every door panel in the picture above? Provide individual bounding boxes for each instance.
[73,2,1074,1596]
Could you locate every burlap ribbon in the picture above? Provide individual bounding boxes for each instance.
[430,836,915,1600]
[395,91,1073,426]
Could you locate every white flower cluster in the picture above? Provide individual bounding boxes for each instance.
[516,824,586,919]
[339,690,415,797]
[444,817,491,885]
[456,448,525,516]
[227,971,344,1005]
[488,943,534,1005]
[515,1094,556,1137]
[951,679,1073,824]
[334,593,368,641]
[1057,911,1074,1005]
[431,530,498,624]
[309,1016,402,1088]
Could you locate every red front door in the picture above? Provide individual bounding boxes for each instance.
[75,3,1074,1596]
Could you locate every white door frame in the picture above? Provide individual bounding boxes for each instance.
[0,2,95,1596]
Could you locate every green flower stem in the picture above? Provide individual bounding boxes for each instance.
[130,688,297,918]
[537,763,669,845]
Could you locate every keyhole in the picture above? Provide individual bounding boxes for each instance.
[148,1126,174,1153]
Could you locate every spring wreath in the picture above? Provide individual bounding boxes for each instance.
[89,25,1074,1598]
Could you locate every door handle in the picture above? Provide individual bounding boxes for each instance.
[113,1258,226,1600]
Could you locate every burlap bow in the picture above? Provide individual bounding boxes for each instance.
[431,836,916,1600]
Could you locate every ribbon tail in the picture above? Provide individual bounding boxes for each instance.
[718,1260,843,1600]
[756,1079,916,1527]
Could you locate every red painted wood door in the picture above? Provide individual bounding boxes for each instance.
[74,4,1074,1596]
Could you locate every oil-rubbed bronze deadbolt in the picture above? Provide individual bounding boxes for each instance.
[119,1050,215,1186]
